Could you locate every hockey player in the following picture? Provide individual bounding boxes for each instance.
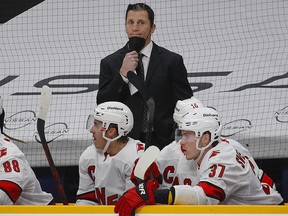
[157,96,204,189]
[0,97,54,205]
[76,90,102,205]
[129,97,203,189]
[84,101,145,205]
[76,144,101,205]
[160,97,276,190]
[115,107,283,215]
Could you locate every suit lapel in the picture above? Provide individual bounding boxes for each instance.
[121,43,129,57]
[146,43,161,84]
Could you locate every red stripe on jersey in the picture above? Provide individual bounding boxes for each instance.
[4,137,11,142]
[76,191,98,203]
[221,138,229,144]
[0,180,22,203]
[197,181,226,202]
[260,172,274,188]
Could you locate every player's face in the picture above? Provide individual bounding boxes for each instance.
[180,130,201,160]
[90,120,107,150]
[125,10,155,46]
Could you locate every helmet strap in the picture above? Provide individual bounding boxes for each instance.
[194,136,214,164]
[101,130,121,153]
[195,139,204,163]
[102,140,111,154]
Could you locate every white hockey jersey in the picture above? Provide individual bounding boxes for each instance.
[175,155,199,187]
[94,138,145,205]
[223,138,276,189]
[0,134,54,205]
[174,140,283,205]
[157,141,198,189]
[76,144,103,205]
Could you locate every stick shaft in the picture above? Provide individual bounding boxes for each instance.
[37,86,68,205]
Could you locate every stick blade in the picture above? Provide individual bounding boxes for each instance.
[134,145,160,180]
[38,85,52,121]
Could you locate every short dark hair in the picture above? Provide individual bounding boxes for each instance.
[203,131,219,147]
[125,3,154,27]
[108,123,129,143]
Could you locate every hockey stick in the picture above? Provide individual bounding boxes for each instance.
[127,71,155,149]
[133,145,160,181]
[37,85,68,205]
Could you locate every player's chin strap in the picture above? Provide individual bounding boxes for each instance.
[194,124,222,163]
[194,137,214,164]
[101,131,122,154]
[102,140,111,154]
[194,139,204,164]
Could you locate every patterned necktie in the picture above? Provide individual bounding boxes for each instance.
[136,53,148,133]
[136,53,144,80]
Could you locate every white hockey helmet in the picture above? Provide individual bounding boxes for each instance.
[173,97,205,125]
[178,107,222,149]
[93,101,134,141]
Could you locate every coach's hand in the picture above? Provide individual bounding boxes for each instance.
[114,180,159,216]
[130,158,162,186]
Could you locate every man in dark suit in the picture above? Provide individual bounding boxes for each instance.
[97,3,193,150]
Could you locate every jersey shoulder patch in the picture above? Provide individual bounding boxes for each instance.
[209,150,220,159]
[136,142,145,152]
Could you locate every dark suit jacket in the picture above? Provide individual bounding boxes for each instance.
[97,42,193,150]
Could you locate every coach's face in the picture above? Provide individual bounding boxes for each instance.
[125,10,156,47]
[90,120,106,150]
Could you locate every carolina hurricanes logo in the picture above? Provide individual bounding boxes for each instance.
[137,143,145,152]
[209,150,220,159]
[0,147,7,158]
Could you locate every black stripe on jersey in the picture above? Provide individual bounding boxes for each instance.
[0,180,22,203]
[197,181,226,202]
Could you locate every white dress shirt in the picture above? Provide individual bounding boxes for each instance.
[125,41,153,95]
